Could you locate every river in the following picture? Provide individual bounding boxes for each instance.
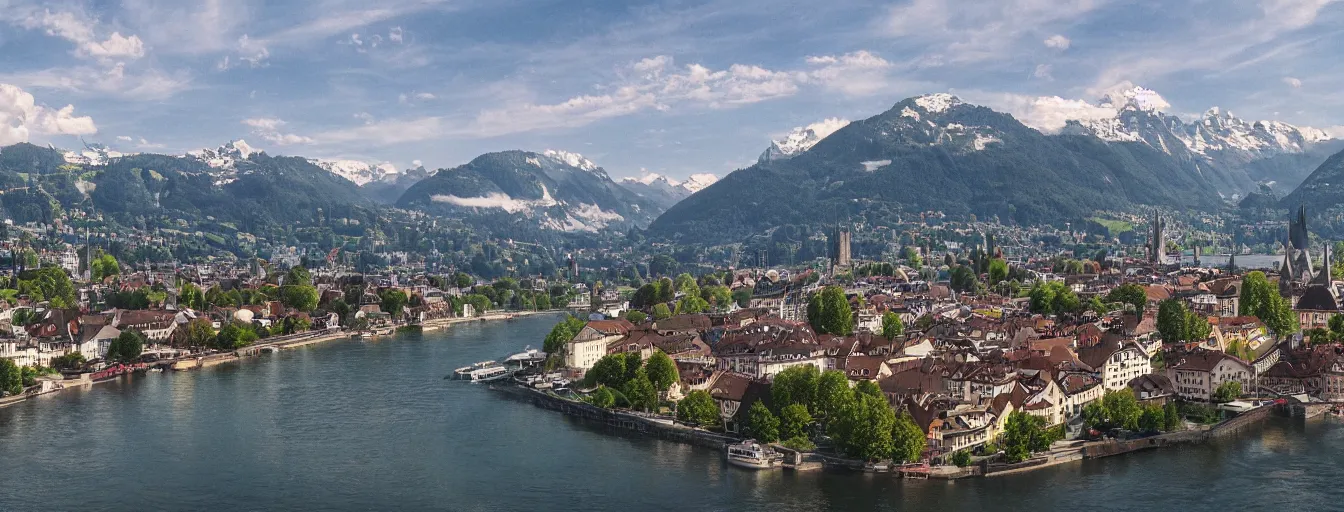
[2,313,1341,511]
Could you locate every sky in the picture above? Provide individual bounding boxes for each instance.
[2,0,1344,182]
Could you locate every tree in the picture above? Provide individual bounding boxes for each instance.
[107,331,145,363]
[1261,292,1299,340]
[1331,313,1344,339]
[675,294,709,315]
[644,351,680,392]
[1001,411,1057,463]
[951,450,971,467]
[1184,310,1212,343]
[590,387,616,408]
[746,400,780,443]
[179,318,216,349]
[855,380,882,399]
[90,252,120,282]
[779,403,812,441]
[623,367,658,412]
[178,282,205,310]
[880,311,905,340]
[0,358,21,396]
[673,273,699,297]
[949,265,978,294]
[1212,381,1242,403]
[453,272,474,289]
[814,370,853,427]
[1138,404,1165,433]
[1163,402,1181,432]
[732,288,753,309]
[51,352,86,371]
[1156,299,1188,343]
[1088,296,1108,317]
[652,303,672,320]
[623,310,648,323]
[280,284,319,312]
[1239,271,1273,318]
[891,411,926,463]
[214,323,258,350]
[1106,283,1149,319]
[649,254,678,277]
[285,266,312,287]
[831,393,896,461]
[543,316,586,355]
[903,246,922,270]
[1099,389,1142,430]
[586,354,628,389]
[677,390,719,426]
[379,289,409,319]
[807,286,854,335]
[701,285,732,309]
[988,258,1009,285]
[16,266,76,308]
[771,365,819,413]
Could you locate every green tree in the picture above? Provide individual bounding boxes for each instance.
[178,318,216,349]
[1163,402,1182,432]
[675,294,709,315]
[1088,296,1108,317]
[1239,271,1273,318]
[1330,313,1344,339]
[807,286,854,335]
[90,252,120,282]
[891,411,926,463]
[951,450,971,467]
[623,367,658,412]
[16,266,76,308]
[585,354,628,389]
[280,285,320,312]
[590,387,616,408]
[855,380,882,399]
[107,331,145,363]
[732,288,753,308]
[649,255,678,277]
[214,323,258,350]
[988,258,1009,285]
[1100,389,1142,430]
[700,285,732,309]
[453,272,474,288]
[644,351,680,392]
[1184,310,1212,342]
[746,400,780,443]
[831,393,896,461]
[949,265,979,294]
[673,273,699,297]
[1157,299,1188,343]
[1138,404,1165,433]
[1212,381,1242,403]
[178,282,205,310]
[379,289,409,318]
[623,310,648,323]
[1261,292,1299,340]
[771,365,820,413]
[1001,411,1056,463]
[676,389,719,426]
[0,358,21,396]
[543,315,587,354]
[904,247,923,270]
[815,370,853,427]
[285,266,312,287]
[51,352,86,371]
[779,403,813,441]
[880,311,905,340]
[1106,283,1149,319]
[652,303,672,320]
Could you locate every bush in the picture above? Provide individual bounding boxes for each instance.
[952,450,972,467]
[782,436,816,452]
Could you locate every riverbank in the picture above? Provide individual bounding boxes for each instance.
[0,310,559,409]
[495,378,1294,479]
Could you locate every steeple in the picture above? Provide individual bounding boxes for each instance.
[1313,242,1333,286]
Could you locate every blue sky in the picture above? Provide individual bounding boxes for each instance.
[2,0,1343,181]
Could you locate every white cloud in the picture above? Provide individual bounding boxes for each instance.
[415,92,436,100]
[1033,64,1053,80]
[0,83,98,145]
[237,35,270,67]
[883,0,1103,62]
[977,92,1119,133]
[1283,76,1303,88]
[389,26,404,44]
[241,117,312,145]
[1044,34,1071,50]
[116,135,133,141]
[20,9,146,63]
[1326,126,1344,139]
[411,159,422,167]
[136,137,165,149]
[804,51,894,97]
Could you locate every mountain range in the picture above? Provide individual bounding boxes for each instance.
[649,92,1341,243]
[617,173,719,210]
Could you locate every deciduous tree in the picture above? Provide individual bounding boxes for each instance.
[676,390,719,426]
[807,286,853,335]
[747,400,780,443]
[644,351,680,392]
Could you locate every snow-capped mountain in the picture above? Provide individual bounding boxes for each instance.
[186,139,259,169]
[1059,85,1339,193]
[617,172,720,209]
[758,117,850,163]
[398,150,660,234]
[62,144,129,166]
[309,158,400,186]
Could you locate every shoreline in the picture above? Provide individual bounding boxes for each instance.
[492,380,1289,479]
[0,309,560,409]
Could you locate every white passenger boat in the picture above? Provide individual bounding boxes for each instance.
[725,440,781,470]
[504,348,547,366]
[452,361,508,381]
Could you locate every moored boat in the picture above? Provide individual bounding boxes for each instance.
[451,361,511,381]
[725,440,781,470]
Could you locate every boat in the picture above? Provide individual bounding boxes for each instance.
[451,361,512,381]
[504,348,547,366]
[725,440,781,470]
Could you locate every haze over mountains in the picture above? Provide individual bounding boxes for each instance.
[5,85,1342,242]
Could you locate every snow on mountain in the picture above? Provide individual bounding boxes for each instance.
[758,118,850,163]
[913,93,962,113]
[186,139,259,169]
[680,173,718,193]
[541,149,604,176]
[62,145,128,166]
[1060,86,1333,159]
[310,158,399,186]
[619,172,719,193]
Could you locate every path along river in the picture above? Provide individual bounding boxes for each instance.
[2,313,1341,511]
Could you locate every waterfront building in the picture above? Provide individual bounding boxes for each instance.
[1166,350,1253,402]
[564,320,632,371]
[1077,339,1152,392]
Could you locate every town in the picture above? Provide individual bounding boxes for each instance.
[517,211,1344,476]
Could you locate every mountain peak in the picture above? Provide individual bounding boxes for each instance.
[187,139,263,169]
[541,149,600,173]
[758,117,850,163]
[1098,85,1169,112]
[912,93,962,113]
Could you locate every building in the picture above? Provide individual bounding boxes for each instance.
[1166,350,1253,401]
[1148,212,1166,264]
[564,320,631,371]
[1077,339,1152,392]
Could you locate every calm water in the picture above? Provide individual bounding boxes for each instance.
[2,313,1342,511]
